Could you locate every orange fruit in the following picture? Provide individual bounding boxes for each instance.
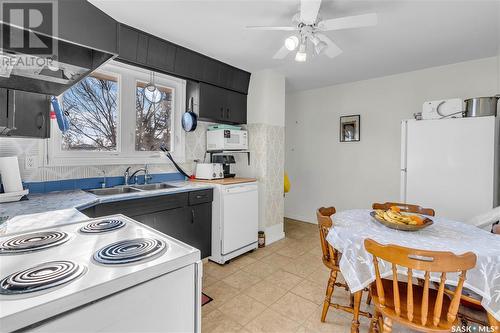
[409,215,424,225]
[390,206,401,213]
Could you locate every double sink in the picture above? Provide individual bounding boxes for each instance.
[87,183,177,196]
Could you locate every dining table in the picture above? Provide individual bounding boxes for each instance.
[326,209,500,333]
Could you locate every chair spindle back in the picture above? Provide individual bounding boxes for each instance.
[316,207,338,266]
[365,239,476,328]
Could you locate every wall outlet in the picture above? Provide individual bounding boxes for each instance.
[25,155,37,170]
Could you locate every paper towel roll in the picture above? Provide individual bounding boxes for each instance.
[0,156,23,193]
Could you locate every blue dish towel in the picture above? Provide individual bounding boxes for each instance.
[51,96,70,133]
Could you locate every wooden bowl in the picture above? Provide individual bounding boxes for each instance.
[370,211,433,231]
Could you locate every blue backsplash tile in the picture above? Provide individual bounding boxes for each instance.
[23,173,185,194]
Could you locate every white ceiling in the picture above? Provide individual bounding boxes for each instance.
[90,0,500,92]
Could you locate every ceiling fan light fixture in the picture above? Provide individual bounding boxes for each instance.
[285,35,299,51]
[314,40,327,55]
[295,43,307,62]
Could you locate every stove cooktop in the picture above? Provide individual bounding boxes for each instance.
[80,219,125,234]
[0,231,70,254]
[0,260,86,295]
[0,214,200,332]
[94,238,167,265]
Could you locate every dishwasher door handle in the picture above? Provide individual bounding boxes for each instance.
[224,185,258,194]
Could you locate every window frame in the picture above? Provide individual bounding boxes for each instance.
[47,61,186,166]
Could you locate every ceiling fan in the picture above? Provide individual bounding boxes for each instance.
[246,0,377,62]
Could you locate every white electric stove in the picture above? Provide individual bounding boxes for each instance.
[0,214,202,333]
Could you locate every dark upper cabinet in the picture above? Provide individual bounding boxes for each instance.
[202,58,221,86]
[0,89,50,138]
[174,48,204,80]
[118,25,139,63]
[199,83,226,122]
[58,0,118,55]
[218,63,234,89]
[118,24,175,72]
[227,91,247,124]
[117,25,251,94]
[136,34,149,65]
[199,83,247,124]
[230,70,251,95]
[147,37,176,72]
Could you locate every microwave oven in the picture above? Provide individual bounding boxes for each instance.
[206,129,248,151]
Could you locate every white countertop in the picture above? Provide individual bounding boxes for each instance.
[0,180,214,235]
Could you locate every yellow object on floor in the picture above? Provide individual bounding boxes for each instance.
[284,172,291,193]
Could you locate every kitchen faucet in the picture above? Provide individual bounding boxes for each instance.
[124,167,131,186]
[127,165,152,185]
[99,169,107,188]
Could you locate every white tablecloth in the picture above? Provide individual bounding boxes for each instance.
[326,209,500,320]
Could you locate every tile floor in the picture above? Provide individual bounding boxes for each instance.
[201,218,373,333]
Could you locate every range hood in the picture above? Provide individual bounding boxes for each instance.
[0,0,118,95]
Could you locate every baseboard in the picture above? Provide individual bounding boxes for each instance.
[264,223,285,245]
[284,213,316,224]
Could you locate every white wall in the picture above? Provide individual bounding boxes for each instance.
[285,57,499,223]
[247,69,286,127]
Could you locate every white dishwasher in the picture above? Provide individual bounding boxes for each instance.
[210,181,259,264]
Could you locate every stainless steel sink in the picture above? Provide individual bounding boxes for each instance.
[87,186,141,196]
[132,183,177,191]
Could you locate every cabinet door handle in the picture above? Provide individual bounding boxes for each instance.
[220,107,224,118]
[36,112,45,130]
[7,90,16,132]
[191,209,195,224]
[196,195,204,199]
[226,108,229,119]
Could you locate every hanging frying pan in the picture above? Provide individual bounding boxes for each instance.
[182,97,197,132]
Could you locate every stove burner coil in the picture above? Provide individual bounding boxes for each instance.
[80,219,125,234]
[0,260,85,295]
[94,238,166,265]
[0,231,69,254]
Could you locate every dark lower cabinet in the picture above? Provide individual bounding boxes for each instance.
[0,89,50,138]
[136,203,211,258]
[82,189,213,258]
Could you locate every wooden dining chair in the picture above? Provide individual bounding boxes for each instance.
[372,202,436,217]
[443,287,499,332]
[316,207,371,323]
[364,238,477,333]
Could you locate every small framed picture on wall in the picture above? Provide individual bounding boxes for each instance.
[340,115,360,142]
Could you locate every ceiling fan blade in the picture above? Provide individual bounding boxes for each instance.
[273,45,290,59]
[300,0,322,25]
[246,26,297,31]
[317,13,378,31]
[316,34,342,58]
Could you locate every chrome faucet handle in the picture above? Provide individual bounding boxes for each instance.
[124,166,131,186]
[144,164,153,184]
[100,169,107,189]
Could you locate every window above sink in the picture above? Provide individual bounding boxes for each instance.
[47,61,186,166]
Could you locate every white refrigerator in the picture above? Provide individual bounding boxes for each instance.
[400,116,499,222]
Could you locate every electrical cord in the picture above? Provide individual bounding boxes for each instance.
[159,145,191,179]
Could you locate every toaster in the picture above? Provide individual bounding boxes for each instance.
[195,163,224,180]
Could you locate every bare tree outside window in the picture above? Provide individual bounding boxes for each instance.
[136,82,173,152]
[61,73,118,151]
